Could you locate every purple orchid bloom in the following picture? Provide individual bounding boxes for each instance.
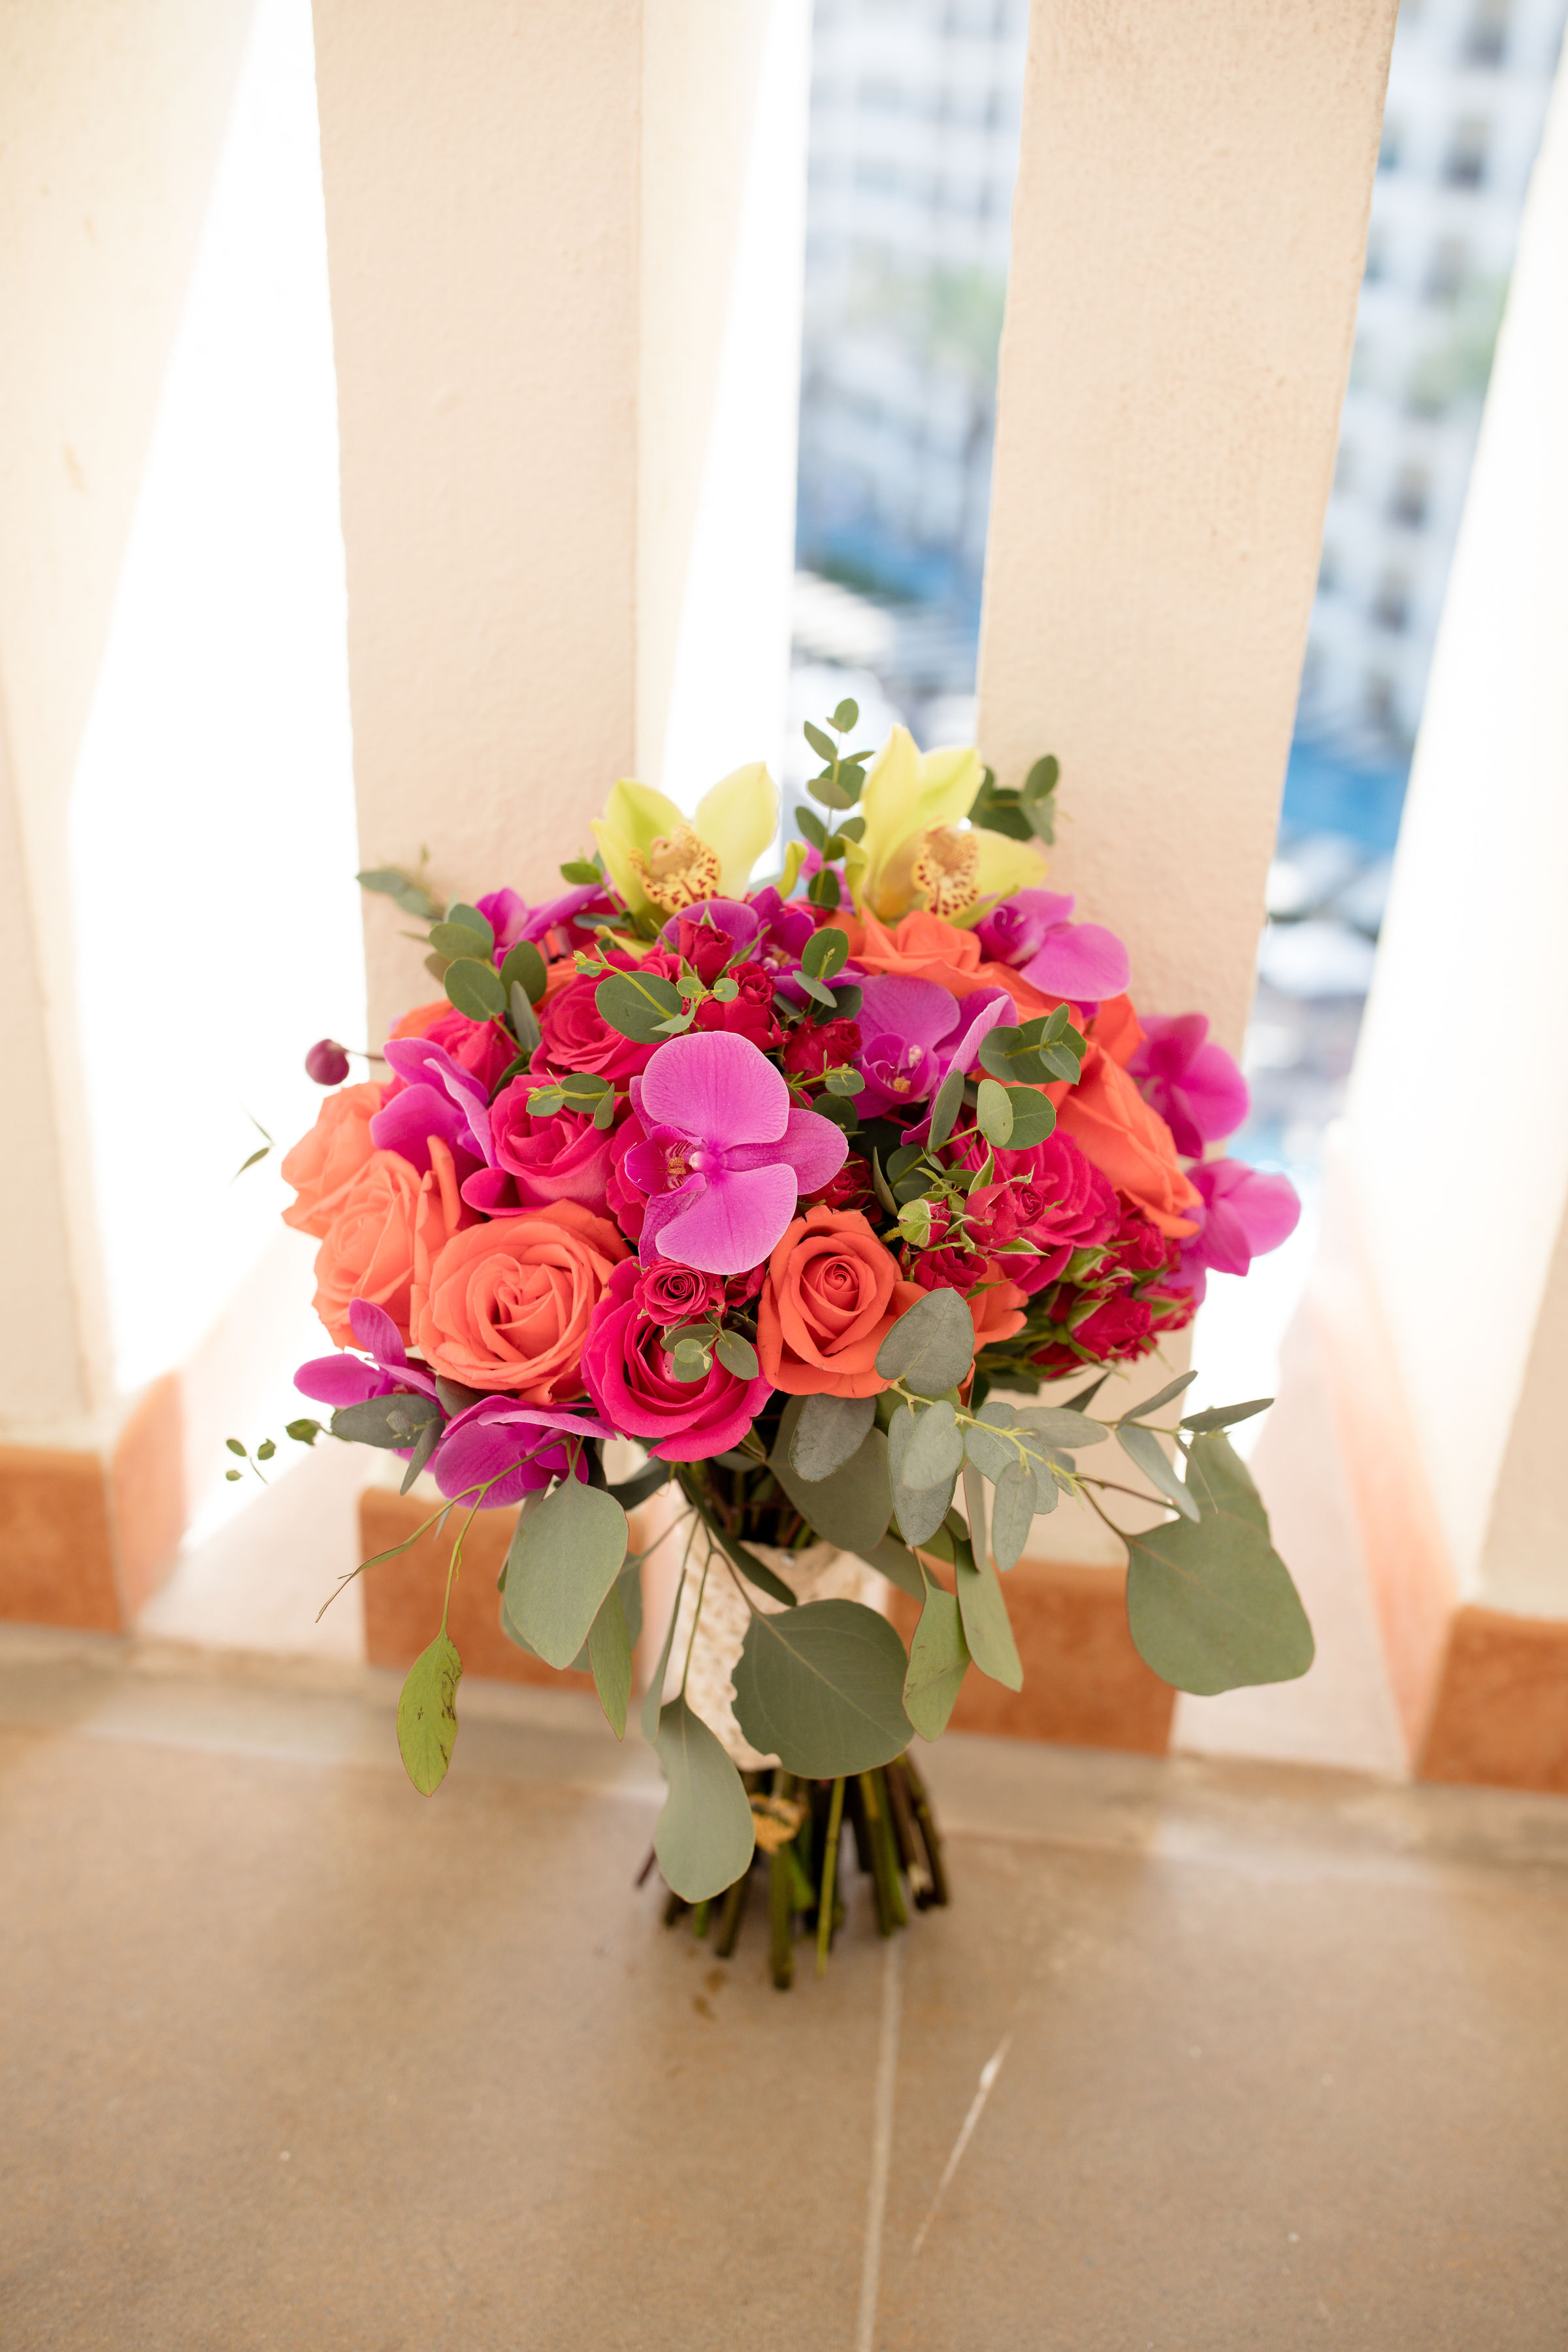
[475,881,615,957]
[474,888,529,953]
[1128,1013,1250,1158]
[433,1394,612,1509]
[975,889,1131,1005]
[749,886,817,962]
[370,1036,495,1177]
[623,1030,848,1275]
[293,1298,439,1414]
[852,975,1011,1119]
[1168,1160,1301,1303]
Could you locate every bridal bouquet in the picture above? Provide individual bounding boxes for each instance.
[273,708,1309,1979]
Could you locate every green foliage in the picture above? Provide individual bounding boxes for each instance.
[875,1286,975,1397]
[586,1580,634,1739]
[502,1480,629,1669]
[770,1401,894,1555]
[791,1393,877,1482]
[925,1062,967,1150]
[331,1393,441,1450]
[397,1631,462,1795]
[1182,1398,1272,1435]
[902,1397,965,1490]
[1124,1370,1198,1421]
[653,1698,757,1901]
[1117,1421,1200,1521]
[595,968,683,1043]
[1124,1435,1314,1695]
[357,864,441,921]
[444,956,506,1022]
[903,1569,970,1739]
[978,1007,1084,1086]
[968,753,1058,845]
[731,1600,913,1776]
[887,1402,959,1544]
[955,1530,1022,1692]
[988,1458,1037,1571]
[499,938,547,1006]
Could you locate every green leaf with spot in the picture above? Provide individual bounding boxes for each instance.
[396,1630,462,1794]
[595,968,683,1043]
[499,938,547,1005]
[731,1599,913,1776]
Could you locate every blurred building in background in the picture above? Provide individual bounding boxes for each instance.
[792,0,1565,1176]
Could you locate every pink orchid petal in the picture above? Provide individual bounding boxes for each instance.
[1020,921,1131,1002]
[348,1299,406,1364]
[293,1356,391,1409]
[655,1162,798,1275]
[639,1030,789,1145]
[857,973,959,1052]
[725,1106,849,1196]
[1179,1042,1250,1143]
[943,988,1013,1076]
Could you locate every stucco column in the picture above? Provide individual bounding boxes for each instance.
[1312,55,1568,1787]
[310,0,808,1043]
[0,0,255,1622]
[956,0,1398,1752]
[977,0,1399,1054]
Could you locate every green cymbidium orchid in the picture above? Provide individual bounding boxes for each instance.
[591,762,779,920]
[851,727,1048,926]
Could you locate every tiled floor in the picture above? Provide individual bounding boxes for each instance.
[3,1629,1566,2349]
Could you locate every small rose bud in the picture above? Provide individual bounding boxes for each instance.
[305,1038,351,1086]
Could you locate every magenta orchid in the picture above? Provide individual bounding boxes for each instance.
[371,1036,493,1177]
[1170,1159,1301,1301]
[1128,1013,1250,1158]
[975,889,1131,1004]
[853,975,1013,1121]
[623,1030,848,1275]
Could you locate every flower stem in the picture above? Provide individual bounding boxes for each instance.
[816,1776,846,1978]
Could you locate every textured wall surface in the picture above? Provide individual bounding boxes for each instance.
[978,0,1399,1053]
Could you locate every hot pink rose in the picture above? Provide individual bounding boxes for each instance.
[605,1109,649,1239]
[946,1128,1118,1292]
[580,1260,772,1461]
[536,951,681,1082]
[461,1077,619,1215]
[633,1261,724,1326]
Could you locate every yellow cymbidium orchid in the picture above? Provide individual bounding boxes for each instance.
[851,726,1047,926]
[591,761,779,921]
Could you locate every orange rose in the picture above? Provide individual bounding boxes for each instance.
[1052,1045,1200,1238]
[412,1201,628,1401]
[312,1137,474,1348]
[856,909,1058,1019]
[757,1206,924,1399]
[389,1000,448,1041]
[965,1266,1029,1349]
[1088,994,1143,1070]
[280,1082,384,1239]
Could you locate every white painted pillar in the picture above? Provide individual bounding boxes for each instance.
[311,0,809,1042]
[977,0,1399,1055]
[1342,56,1568,1624]
[0,0,256,1439]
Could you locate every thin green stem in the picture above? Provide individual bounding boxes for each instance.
[816,1776,846,1978]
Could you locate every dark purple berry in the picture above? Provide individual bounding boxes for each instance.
[305,1038,351,1086]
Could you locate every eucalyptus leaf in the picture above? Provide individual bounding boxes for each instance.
[331,1392,440,1450]
[586,1582,634,1738]
[446,902,495,953]
[434,1375,486,1416]
[714,1328,759,1380]
[1001,1086,1056,1147]
[887,1404,958,1546]
[902,1568,970,1739]
[595,968,683,1044]
[903,1398,965,1490]
[1181,1397,1273,1435]
[731,1600,913,1776]
[770,1403,893,1554]
[508,984,542,1053]
[691,1512,798,1610]
[502,1480,629,1668]
[801,927,849,982]
[975,1077,1014,1147]
[444,956,506,1022]
[1117,1422,1200,1522]
[608,1456,672,1511]
[399,1417,441,1495]
[653,1698,757,1901]
[641,1561,688,1740]
[925,1062,966,1150]
[499,938,547,1005]
[988,1460,1037,1572]
[1123,1369,1200,1423]
[862,1531,926,1603]
[954,1546,1022,1692]
[396,1630,462,1795]
[791,1392,876,1482]
[429,920,491,960]
[1011,1406,1106,1450]
[874,1285,975,1397]
[1124,1436,1313,1695]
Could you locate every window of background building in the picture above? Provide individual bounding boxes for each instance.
[1443,112,1491,184]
